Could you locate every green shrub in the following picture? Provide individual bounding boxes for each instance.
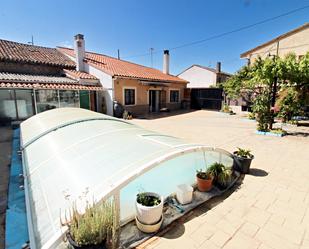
[234,148,253,159]
[62,199,116,246]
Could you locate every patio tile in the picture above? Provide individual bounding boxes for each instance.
[208,230,231,248]
[239,222,260,237]
[223,231,260,249]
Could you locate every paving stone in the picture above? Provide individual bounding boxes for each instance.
[263,221,304,245]
[223,231,260,249]
[209,230,231,248]
[255,228,299,249]
[239,222,260,237]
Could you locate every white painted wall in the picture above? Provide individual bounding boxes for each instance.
[178,65,217,88]
[85,64,114,116]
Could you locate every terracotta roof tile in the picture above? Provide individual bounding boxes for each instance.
[0,72,77,84]
[0,82,102,91]
[63,69,97,80]
[0,39,75,67]
[58,47,188,83]
[0,72,102,91]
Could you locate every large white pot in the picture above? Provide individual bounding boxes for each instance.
[135,192,163,225]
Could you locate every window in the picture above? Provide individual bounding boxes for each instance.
[35,90,59,113]
[124,88,135,105]
[170,90,179,103]
[0,90,17,119]
[59,90,79,108]
[15,90,35,119]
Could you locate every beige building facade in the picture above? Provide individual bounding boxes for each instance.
[241,23,309,63]
[114,78,186,115]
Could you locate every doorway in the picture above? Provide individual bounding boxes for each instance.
[149,90,161,112]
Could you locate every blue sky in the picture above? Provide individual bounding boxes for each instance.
[0,0,308,74]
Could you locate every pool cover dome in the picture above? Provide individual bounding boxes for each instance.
[20,108,233,249]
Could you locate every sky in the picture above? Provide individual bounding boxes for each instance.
[0,0,308,75]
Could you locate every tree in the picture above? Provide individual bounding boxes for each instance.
[224,51,309,130]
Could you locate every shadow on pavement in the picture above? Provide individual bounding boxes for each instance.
[249,168,268,177]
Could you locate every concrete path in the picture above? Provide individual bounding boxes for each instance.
[130,111,309,249]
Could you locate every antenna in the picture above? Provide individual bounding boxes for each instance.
[28,35,34,45]
[150,48,154,67]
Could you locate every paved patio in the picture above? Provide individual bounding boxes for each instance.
[130,110,309,249]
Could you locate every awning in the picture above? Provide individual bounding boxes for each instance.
[140,80,171,87]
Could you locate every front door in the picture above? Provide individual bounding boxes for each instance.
[149,90,160,112]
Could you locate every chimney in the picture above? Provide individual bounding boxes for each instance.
[74,34,85,72]
[216,62,221,73]
[163,50,170,74]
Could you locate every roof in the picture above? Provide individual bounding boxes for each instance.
[58,47,188,83]
[0,39,75,68]
[0,72,102,90]
[63,69,98,80]
[241,23,309,58]
[178,64,232,76]
[20,107,233,248]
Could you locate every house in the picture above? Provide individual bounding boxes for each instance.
[178,63,231,110]
[0,38,102,124]
[229,23,309,113]
[241,23,309,64]
[58,35,188,117]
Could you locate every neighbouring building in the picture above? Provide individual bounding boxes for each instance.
[178,63,232,110]
[228,23,309,113]
[58,35,188,117]
[0,38,102,124]
[241,22,309,64]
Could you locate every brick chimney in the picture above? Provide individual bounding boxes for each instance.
[74,34,85,72]
[163,50,170,74]
[216,62,221,73]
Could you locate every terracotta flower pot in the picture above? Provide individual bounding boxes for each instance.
[196,175,213,192]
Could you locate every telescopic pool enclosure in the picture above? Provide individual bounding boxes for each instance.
[20,108,234,249]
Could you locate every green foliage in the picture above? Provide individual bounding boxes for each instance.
[221,104,231,113]
[247,112,255,120]
[217,168,233,188]
[196,169,212,180]
[276,87,303,122]
[207,162,226,180]
[224,51,309,130]
[234,148,253,159]
[137,193,161,207]
[62,199,116,246]
[252,90,272,131]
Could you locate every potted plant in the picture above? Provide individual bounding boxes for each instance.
[196,169,213,192]
[61,199,115,249]
[233,148,254,174]
[135,192,163,225]
[217,168,233,190]
[207,162,225,184]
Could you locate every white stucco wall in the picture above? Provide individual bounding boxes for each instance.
[59,52,114,116]
[178,65,217,88]
[85,64,114,116]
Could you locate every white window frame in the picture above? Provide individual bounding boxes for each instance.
[123,86,137,106]
[168,89,180,103]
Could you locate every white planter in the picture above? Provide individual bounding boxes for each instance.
[135,215,163,233]
[135,192,163,225]
[176,184,193,205]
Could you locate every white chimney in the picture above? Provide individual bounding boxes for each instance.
[163,50,170,74]
[74,34,85,72]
